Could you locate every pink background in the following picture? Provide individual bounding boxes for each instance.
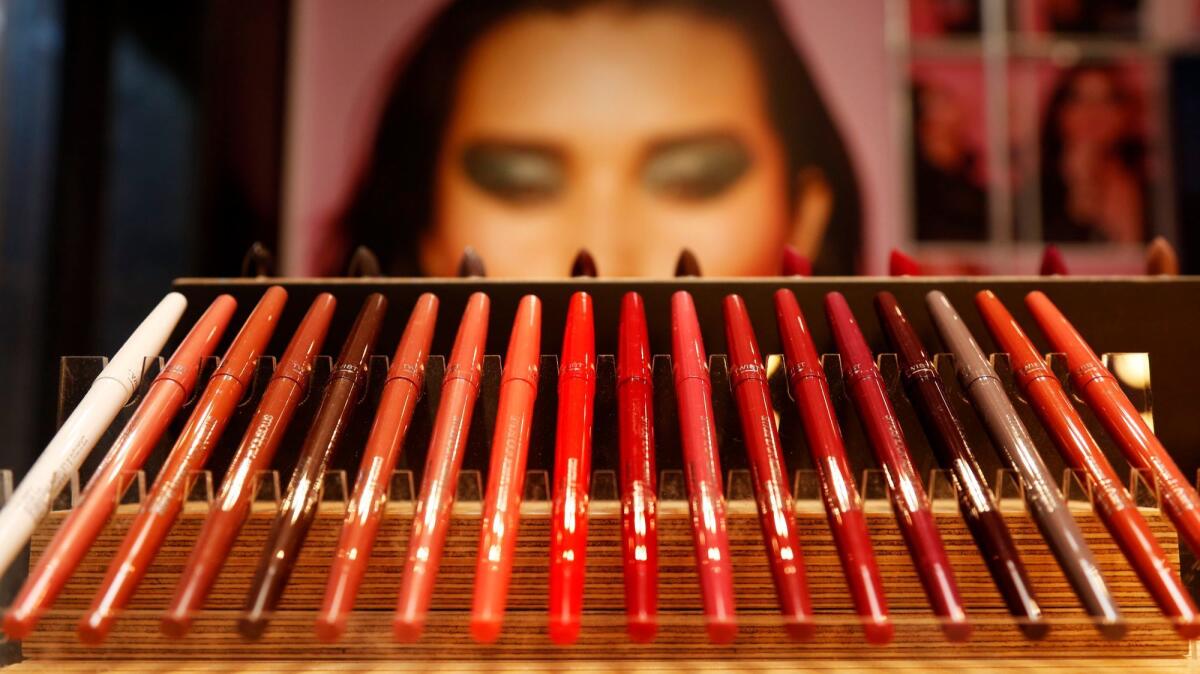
[279,0,898,275]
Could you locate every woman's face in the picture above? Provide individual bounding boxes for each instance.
[1058,70,1126,148]
[422,7,811,277]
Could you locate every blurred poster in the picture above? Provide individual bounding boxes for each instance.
[282,0,883,277]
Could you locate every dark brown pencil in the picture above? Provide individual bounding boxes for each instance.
[875,291,1046,639]
[238,293,387,639]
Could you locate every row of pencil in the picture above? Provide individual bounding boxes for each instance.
[0,286,1196,647]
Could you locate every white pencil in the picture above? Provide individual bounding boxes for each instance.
[0,292,187,577]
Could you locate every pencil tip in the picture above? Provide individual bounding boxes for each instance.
[674,248,702,277]
[888,249,922,276]
[1145,236,1179,275]
[345,245,382,277]
[456,246,487,278]
[570,249,597,277]
[1039,244,1069,276]
[781,245,812,276]
[239,241,275,278]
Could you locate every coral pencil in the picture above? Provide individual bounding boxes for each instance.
[671,291,736,644]
[393,292,490,642]
[927,290,1123,637]
[2,296,234,639]
[315,293,438,643]
[980,291,1199,635]
[773,289,891,644]
[547,291,596,645]
[469,295,541,644]
[1025,290,1200,560]
[722,294,813,639]
[161,293,337,637]
[78,286,287,644]
[0,292,187,579]
[874,291,1045,639]
[616,292,658,643]
[238,293,386,639]
[825,292,970,642]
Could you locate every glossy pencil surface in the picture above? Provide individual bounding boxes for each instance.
[548,291,596,645]
[722,294,813,639]
[1025,290,1200,560]
[163,293,337,637]
[79,286,288,644]
[394,292,490,642]
[0,292,188,579]
[239,293,386,640]
[825,291,969,642]
[773,289,891,644]
[927,290,1123,637]
[315,293,438,643]
[874,291,1044,638]
[979,290,1198,635]
[616,292,658,643]
[3,295,236,639]
[671,291,736,644]
[469,295,541,644]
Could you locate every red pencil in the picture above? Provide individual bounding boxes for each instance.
[723,294,814,639]
[773,289,891,644]
[393,292,489,642]
[161,293,338,637]
[78,286,288,644]
[469,295,542,644]
[671,291,736,644]
[547,291,596,645]
[978,290,1199,636]
[1025,291,1200,560]
[1,295,237,639]
[315,293,438,643]
[825,291,970,642]
[616,292,658,643]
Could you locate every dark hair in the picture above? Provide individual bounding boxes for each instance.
[1039,63,1147,242]
[338,0,862,275]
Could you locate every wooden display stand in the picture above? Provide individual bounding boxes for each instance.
[5,277,1200,671]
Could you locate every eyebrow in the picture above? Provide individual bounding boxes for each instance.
[641,129,749,154]
[460,139,565,158]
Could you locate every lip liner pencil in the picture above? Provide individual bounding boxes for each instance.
[393,292,490,642]
[773,290,891,644]
[874,292,1045,639]
[671,291,737,644]
[723,294,814,639]
[616,292,658,643]
[1025,290,1200,559]
[0,292,187,579]
[927,290,1124,638]
[979,290,1199,636]
[238,293,386,640]
[2,296,235,639]
[161,293,337,637]
[825,292,970,642]
[468,295,541,644]
[547,291,596,645]
[78,286,288,644]
[315,294,438,643]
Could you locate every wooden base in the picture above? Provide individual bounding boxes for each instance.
[12,498,1194,662]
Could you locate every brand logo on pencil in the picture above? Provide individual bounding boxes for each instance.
[1072,361,1113,388]
[786,361,825,383]
[560,361,595,381]
[445,362,482,389]
[902,361,935,381]
[1015,361,1051,386]
[730,362,766,386]
[330,363,363,382]
[844,363,879,386]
